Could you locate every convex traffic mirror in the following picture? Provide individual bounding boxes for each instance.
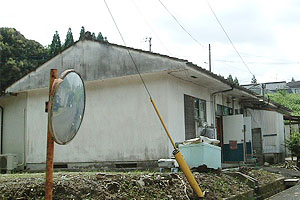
[48,69,85,145]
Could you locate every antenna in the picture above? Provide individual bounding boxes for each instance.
[144,37,152,52]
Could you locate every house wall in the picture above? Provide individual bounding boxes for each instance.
[223,115,244,144]
[23,72,171,165]
[247,109,285,154]
[0,93,27,166]
[26,89,48,164]
[222,114,252,161]
[166,75,213,146]
[166,75,243,143]
[1,67,253,168]
[2,71,239,167]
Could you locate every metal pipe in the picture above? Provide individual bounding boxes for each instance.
[211,87,234,99]
[243,125,246,163]
[150,98,204,198]
[0,105,3,154]
[211,87,234,138]
[17,108,26,167]
[45,69,57,200]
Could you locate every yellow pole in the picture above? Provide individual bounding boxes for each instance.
[173,149,204,197]
[150,98,176,149]
[150,98,204,198]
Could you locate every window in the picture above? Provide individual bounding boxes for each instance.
[216,104,233,116]
[184,95,207,140]
[194,98,206,123]
[223,107,230,116]
[216,104,222,116]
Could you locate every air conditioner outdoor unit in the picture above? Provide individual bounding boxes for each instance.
[0,154,18,171]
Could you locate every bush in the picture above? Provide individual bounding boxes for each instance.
[286,132,300,167]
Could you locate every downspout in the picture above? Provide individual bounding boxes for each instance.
[211,86,234,139]
[17,108,26,167]
[0,105,3,154]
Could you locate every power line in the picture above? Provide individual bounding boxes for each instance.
[215,59,299,65]
[206,0,254,76]
[157,0,207,49]
[240,52,300,62]
[130,0,173,55]
[103,0,152,98]
[212,43,300,62]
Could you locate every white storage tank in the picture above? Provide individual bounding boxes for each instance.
[179,143,221,169]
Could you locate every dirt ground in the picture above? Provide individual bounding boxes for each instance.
[239,167,283,185]
[0,168,281,200]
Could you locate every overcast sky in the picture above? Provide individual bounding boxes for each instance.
[1,0,300,84]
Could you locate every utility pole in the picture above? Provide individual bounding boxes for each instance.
[145,37,152,52]
[209,44,212,72]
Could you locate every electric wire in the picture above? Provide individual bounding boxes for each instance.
[103,0,152,98]
[206,0,254,76]
[216,59,299,65]
[131,0,173,55]
[212,43,300,63]
[157,0,207,49]
[240,52,300,62]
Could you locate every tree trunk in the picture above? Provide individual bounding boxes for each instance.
[297,156,300,168]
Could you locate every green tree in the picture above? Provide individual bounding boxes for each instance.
[97,32,108,42]
[292,77,295,82]
[233,77,239,85]
[0,27,48,92]
[49,31,61,56]
[227,74,233,83]
[92,32,96,40]
[63,28,74,49]
[268,92,300,116]
[285,132,300,167]
[97,32,104,41]
[79,26,85,40]
[251,75,257,84]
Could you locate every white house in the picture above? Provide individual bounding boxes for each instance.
[0,39,291,170]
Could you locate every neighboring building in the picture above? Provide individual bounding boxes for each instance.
[243,80,300,95]
[0,39,291,171]
[242,81,288,95]
[287,81,300,94]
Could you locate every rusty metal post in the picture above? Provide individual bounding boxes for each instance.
[45,69,57,200]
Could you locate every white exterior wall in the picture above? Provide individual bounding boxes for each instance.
[248,109,285,153]
[1,67,252,166]
[25,73,171,164]
[244,117,252,144]
[223,115,244,144]
[2,72,224,165]
[1,93,27,165]
[26,89,48,164]
[166,75,213,147]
